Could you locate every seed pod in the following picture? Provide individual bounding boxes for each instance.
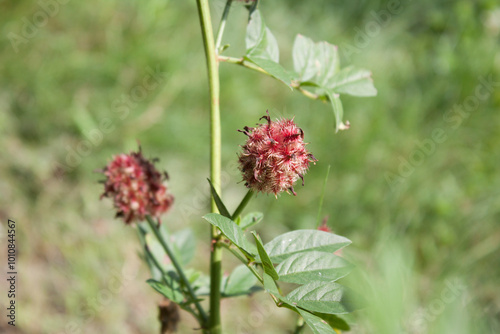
[99,148,174,224]
[238,111,317,196]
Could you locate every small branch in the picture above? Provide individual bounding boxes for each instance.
[295,85,321,100]
[218,55,323,101]
[146,216,208,328]
[220,242,263,283]
[215,0,233,54]
[218,55,268,75]
[231,190,254,220]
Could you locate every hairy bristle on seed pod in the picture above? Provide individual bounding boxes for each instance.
[238,111,317,196]
[100,149,174,224]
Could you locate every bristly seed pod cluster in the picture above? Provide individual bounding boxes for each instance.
[99,149,174,224]
[238,111,317,196]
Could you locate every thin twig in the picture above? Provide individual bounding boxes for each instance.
[218,55,324,101]
[146,216,208,327]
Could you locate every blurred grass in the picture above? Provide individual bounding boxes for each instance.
[0,0,499,333]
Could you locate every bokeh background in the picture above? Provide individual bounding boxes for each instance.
[1,0,499,333]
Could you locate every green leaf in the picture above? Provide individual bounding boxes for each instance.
[191,272,210,296]
[313,41,340,87]
[172,229,196,266]
[275,251,353,284]
[252,232,279,280]
[292,35,376,130]
[285,281,355,314]
[263,272,280,297]
[146,278,184,304]
[245,10,293,87]
[327,65,377,97]
[264,230,351,263]
[207,178,231,218]
[246,10,279,62]
[311,312,350,331]
[292,35,339,86]
[244,56,293,87]
[145,234,171,273]
[297,308,337,334]
[240,212,264,230]
[325,90,345,133]
[223,265,261,297]
[292,34,316,82]
[203,213,257,256]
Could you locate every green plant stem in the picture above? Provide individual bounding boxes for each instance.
[293,315,306,334]
[146,216,208,326]
[231,190,254,220]
[220,242,263,283]
[218,55,269,75]
[195,0,223,333]
[316,164,331,228]
[215,0,233,54]
[143,244,200,322]
[218,55,322,100]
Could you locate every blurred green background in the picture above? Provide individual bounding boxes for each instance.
[1,0,499,333]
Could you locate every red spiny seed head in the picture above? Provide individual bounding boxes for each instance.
[317,216,343,256]
[238,112,317,196]
[318,216,331,233]
[99,149,174,224]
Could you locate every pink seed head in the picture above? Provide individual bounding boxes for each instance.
[318,221,332,233]
[100,149,174,224]
[238,111,317,196]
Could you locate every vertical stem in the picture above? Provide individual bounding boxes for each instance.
[195,1,222,333]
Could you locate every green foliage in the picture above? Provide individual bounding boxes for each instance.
[327,65,378,97]
[222,264,261,297]
[244,10,293,87]
[291,34,376,131]
[275,251,353,284]
[310,312,350,331]
[203,213,257,256]
[285,281,355,315]
[296,309,338,334]
[238,9,377,132]
[292,35,340,86]
[171,228,197,265]
[239,211,264,230]
[208,178,232,218]
[252,231,279,280]
[201,211,354,332]
[146,278,184,304]
[264,230,351,263]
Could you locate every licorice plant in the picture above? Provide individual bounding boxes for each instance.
[97,1,376,333]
